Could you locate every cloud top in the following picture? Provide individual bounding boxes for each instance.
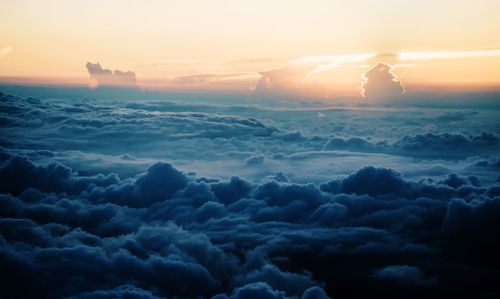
[86,62,136,87]
[362,63,404,99]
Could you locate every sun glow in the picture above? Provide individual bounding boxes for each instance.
[1,0,500,93]
[398,49,500,61]
[295,53,378,74]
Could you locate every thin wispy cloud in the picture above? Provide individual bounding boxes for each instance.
[294,53,377,73]
[173,73,257,86]
[398,49,500,60]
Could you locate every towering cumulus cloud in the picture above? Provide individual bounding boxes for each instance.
[362,63,404,100]
[86,62,137,87]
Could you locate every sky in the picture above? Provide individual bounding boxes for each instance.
[1,2,500,298]
[1,0,500,96]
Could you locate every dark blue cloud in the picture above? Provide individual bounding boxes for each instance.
[323,132,499,160]
[470,154,500,170]
[213,282,288,299]
[340,166,409,196]
[0,155,120,196]
[212,282,331,299]
[135,162,188,205]
[1,91,499,298]
[211,176,253,205]
[69,284,161,299]
[1,153,499,297]
[371,265,437,286]
[245,155,265,166]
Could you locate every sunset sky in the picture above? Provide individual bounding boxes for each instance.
[1,0,500,95]
[2,2,500,298]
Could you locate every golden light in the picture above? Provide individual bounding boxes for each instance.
[398,49,500,61]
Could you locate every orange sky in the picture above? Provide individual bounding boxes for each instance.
[1,0,500,96]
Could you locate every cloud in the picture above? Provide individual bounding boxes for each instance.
[432,111,474,122]
[322,132,499,160]
[234,264,317,296]
[135,162,188,205]
[0,151,499,298]
[1,91,500,298]
[85,62,137,87]
[1,90,498,185]
[471,154,500,170]
[294,53,377,73]
[372,265,437,286]
[398,49,500,61]
[253,66,325,99]
[212,282,288,299]
[173,73,254,86]
[339,166,410,197]
[253,53,378,99]
[245,155,265,166]
[68,284,162,299]
[362,63,404,99]
[212,282,331,299]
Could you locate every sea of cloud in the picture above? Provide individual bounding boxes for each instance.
[0,90,499,298]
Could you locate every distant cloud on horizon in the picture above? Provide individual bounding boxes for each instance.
[173,73,255,86]
[82,48,500,95]
[362,63,405,99]
[253,65,323,99]
[86,62,137,87]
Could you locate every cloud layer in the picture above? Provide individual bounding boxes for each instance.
[0,90,499,298]
[0,153,499,298]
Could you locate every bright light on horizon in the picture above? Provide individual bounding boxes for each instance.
[294,53,378,65]
[398,49,500,61]
[1,0,500,93]
[295,53,378,74]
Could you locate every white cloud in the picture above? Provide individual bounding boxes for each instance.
[362,63,404,99]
